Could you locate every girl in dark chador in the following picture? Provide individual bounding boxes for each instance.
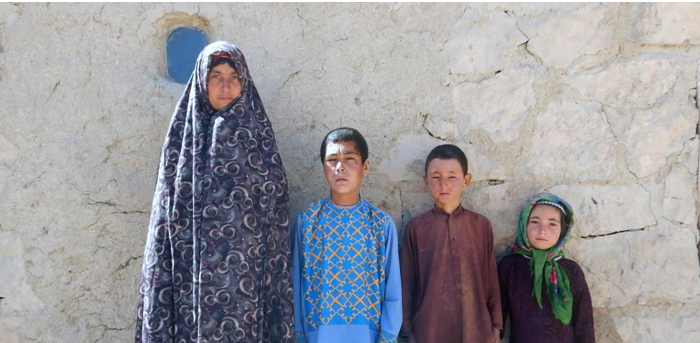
[135,41,294,343]
[498,193,595,343]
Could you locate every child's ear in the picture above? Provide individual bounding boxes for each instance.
[362,158,370,176]
[463,173,472,188]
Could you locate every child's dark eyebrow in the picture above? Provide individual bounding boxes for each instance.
[530,215,560,223]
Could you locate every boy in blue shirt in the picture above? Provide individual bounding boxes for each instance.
[293,127,402,343]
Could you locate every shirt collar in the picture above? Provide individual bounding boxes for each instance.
[327,196,364,211]
[431,204,464,217]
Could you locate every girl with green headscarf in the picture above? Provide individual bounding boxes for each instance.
[498,193,595,343]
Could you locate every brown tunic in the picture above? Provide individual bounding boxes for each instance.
[498,254,595,343]
[400,206,502,343]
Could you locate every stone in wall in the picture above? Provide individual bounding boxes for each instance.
[548,184,656,237]
[0,233,44,343]
[0,3,699,343]
[627,3,700,45]
[568,227,700,308]
[423,114,458,141]
[443,9,527,77]
[662,165,697,226]
[465,183,520,249]
[614,305,700,343]
[390,3,465,50]
[525,99,621,181]
[376,134,507,183]
[0,234,43,312]
[564,55,678,110]
[0,134,18,196]
[565,53,698,178]
[518,3,615,69]
[624,102,697,178]
[452,67,537,143]
[679,137,699,176]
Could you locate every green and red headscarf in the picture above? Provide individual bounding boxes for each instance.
[511,192,575,325]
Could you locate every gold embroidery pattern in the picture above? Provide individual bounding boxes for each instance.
[299,200,388,331]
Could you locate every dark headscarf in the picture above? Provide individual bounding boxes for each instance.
[135,41,293,343]
[511,192,575,325]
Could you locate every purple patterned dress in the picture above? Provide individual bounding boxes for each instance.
[135,41,294,343]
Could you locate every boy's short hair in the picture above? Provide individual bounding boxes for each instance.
[425,144,469,175]
[319,127,369,163]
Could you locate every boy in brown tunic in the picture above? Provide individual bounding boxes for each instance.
[400,144,502,343]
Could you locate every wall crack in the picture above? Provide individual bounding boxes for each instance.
[45,81,61,104]
[581,227,646,239]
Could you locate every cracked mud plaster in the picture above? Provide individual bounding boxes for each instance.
[1,3,700,343]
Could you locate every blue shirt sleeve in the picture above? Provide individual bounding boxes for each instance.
[292,214,307,343]
[378,217,402,343]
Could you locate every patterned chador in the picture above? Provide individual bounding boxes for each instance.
[135,41,294,343]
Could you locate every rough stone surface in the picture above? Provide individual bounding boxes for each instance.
[452,67,537,143]
[623,102,697,178]
[519,3,615,69]
[548,184,657,237]
[628,3,700,45]
[615,309,700,343]
[443,9,528,77]
[680,137,699,176]
[0,3,699,343]
[376,134,507,184]
[564,55,678,110]
[423,114,459,141]
[525,99,623,181]
[662,166,697,226]
[567,227,700,308]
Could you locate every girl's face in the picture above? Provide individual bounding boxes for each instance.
[207,62,242,110]
[526,205,563,250]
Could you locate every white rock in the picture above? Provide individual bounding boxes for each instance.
[613,317,636,343]
[548,184,656,237]
[519,3,614,69]
[0,134,18,163]
[628,3,700,45]
[376,134,507,183]
[0,233,44,313]
[564,55,678,110]
[0,317,21,343]
[568,228,700,308]
[443,10,527,76]
[616,313,700,343]
[526,99,621,181]
[452,67,537,142]
[500,3,587,17]
[624,102,697,178]
[423,114,459,141]
[679,137,699,176]
[662,166,697,226]
[465,183,520,247]
[390,3,465,47]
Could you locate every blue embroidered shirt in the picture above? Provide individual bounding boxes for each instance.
[293,197,402,343]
